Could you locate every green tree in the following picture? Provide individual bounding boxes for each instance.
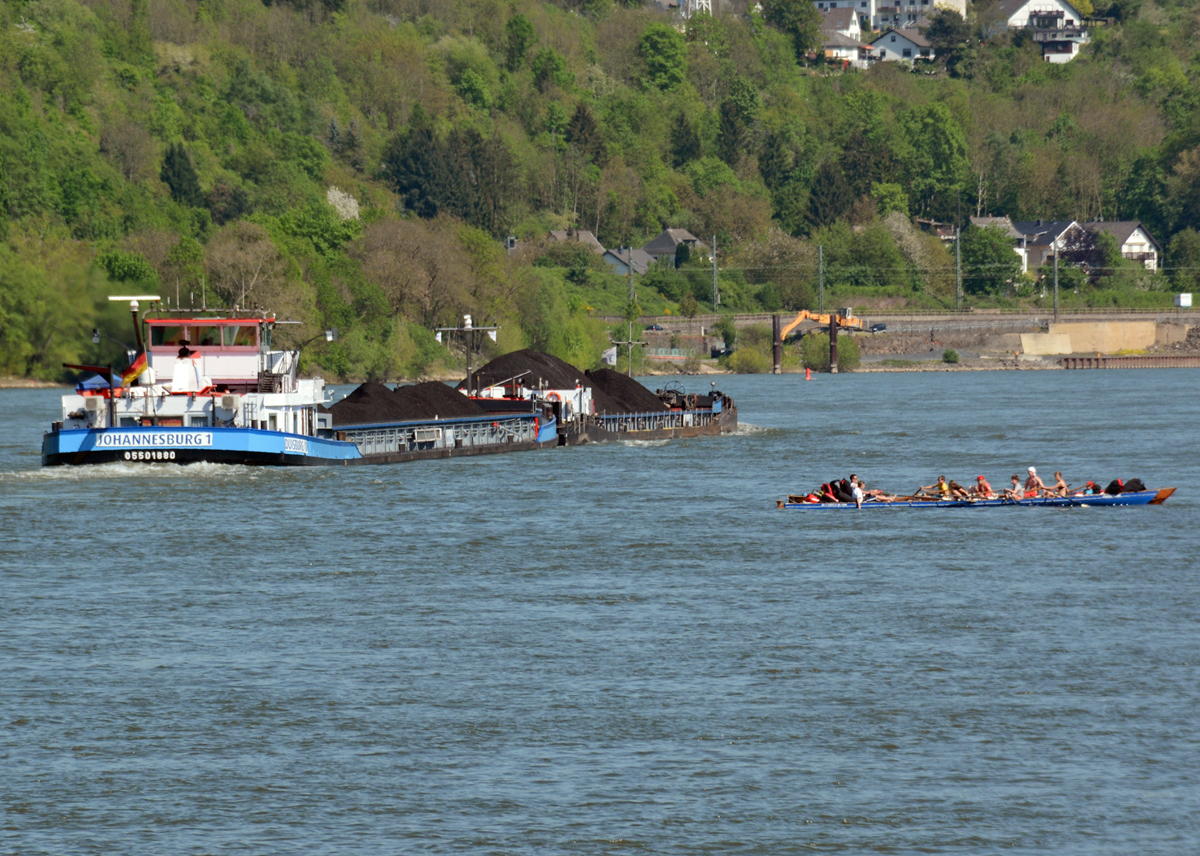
[532,48,572,91]
[961,224,1022,295]
[97,250,159,285]
[1168,228,1200,293]
[670,113,702,167]
[381,128,517,235]
[160,143,203,208]
[922,9,972,77]
[638,24,688,91]
[504,14,536,71]
[901,103,969,219]
[759,0,822,59]
[805,160,853,232]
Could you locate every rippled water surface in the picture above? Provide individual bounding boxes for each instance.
[3,370,1198,854]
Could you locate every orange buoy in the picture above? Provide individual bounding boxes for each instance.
[806,367,811,380]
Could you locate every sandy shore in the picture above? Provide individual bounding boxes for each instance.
[0,377,67,389]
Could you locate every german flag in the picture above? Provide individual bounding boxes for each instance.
[120,350,148,388]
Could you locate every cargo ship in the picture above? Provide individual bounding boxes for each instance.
[42,299,554,467]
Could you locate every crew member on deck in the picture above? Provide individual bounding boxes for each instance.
[1025,467,1047,497]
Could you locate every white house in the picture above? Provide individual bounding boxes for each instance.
[870,26,934,61]
[1081,221,1163,271]
[814,0,876,30]
[822,32,871,68]
[819,6,862,40]
[1012,220,1080,268]
[873,0,964,30]
[996,0,1083,29]
[992,0,1089,62]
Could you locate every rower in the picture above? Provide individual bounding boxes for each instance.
[1025,466,1047,497]
[971,475,993,498]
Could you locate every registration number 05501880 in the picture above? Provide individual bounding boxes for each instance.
[123,450,177,461]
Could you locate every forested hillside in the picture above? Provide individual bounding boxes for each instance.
[2,0,1200,380]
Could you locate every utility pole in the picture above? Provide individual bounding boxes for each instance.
[955,228,963,312]
[1053,240,1060,321]
[437,315,499,396]
[711,235,719,306]
[818,245,825,314]
[829,315,839,374]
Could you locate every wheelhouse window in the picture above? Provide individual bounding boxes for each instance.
[188,415,210,427]
[192,326,221,347]
[221,325,258,347]
[151,326,187,346]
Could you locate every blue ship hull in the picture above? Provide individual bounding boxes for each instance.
[43,412,557,467]
[42,426,364,467]
[778,488,1176,509]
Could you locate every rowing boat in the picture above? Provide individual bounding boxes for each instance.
[777,488,1176,510]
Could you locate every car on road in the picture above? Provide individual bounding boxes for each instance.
[869,323,887,333]
[645,324,666,332]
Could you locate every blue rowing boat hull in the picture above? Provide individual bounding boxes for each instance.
[779,488,1176,509]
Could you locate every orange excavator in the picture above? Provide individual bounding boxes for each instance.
[779,308,864,340]
[772,308,863,375]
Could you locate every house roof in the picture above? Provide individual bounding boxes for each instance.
[820,8,858,33]
[1012,220,1078,245]
[642,228,708,256]
[823,32,867,48]
[548,229,605,254]
[996,0,1083,21]
[870,26,931,48]
[603,248,655,276]
[970,215,1024,240]
[1081,221,1162,252]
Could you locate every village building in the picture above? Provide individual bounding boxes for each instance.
[970,215,1030,273]
[547,229,605,254]
[603,247,656,278]
[993,0,1090,63]
[870,26,934,61]
[641,229,709,266]
[873,0,962,30]
[813,0,876,31]
[1011,220,1080,268]
[819,6,862,40]
[1081,221,1163,271]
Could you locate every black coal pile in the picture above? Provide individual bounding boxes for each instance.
[328,381,408,426]
[586,368,668,413]
[330,381,484,425]
[461,349,587,392]
[460,349,624,413]
[392,381,486,420]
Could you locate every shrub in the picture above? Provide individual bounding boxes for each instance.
[727,347,770,373]
[800,332,860,372]
[942,348,959,363]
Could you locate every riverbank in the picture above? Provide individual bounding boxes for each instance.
[0,377,66,389]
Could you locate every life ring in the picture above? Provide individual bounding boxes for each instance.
[546,391,561,402]
[685,394,697,409]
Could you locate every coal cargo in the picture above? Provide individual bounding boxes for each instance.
[585,368,669,413]
[330,381,485,425]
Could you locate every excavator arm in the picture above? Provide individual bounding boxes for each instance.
[779,309,863,340]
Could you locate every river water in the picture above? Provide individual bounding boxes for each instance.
[2,369,1198,854]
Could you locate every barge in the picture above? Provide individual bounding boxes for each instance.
[43,299,554,467]
[461,351,738,445]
